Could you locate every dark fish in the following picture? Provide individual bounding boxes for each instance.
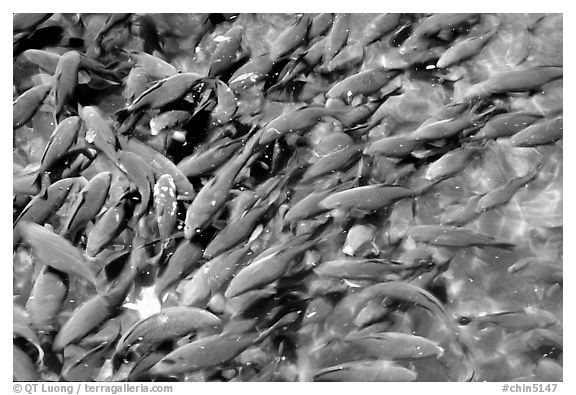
[208,25,244,77]
[314,360,417,382]
[407,225,515,249]
[270,14,311,61]
[94,13,132,53]
[19,222,98,286]
[135,14,164,55]
[60,172,112,240]
[13,84,51,129]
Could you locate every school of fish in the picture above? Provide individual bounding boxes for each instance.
[13,13,562,382]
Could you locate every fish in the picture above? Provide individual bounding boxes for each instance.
[318,43,364,74]
[364,135,422,158]
[177,137,243,178]
[94,14,132,53]
[60,172,112,241]
[471,112,541,141]
[228,53,275,91]
[52,51,81,119]
[125,50,178,79]
[344,332,444,360]
[314,258,404,281]
[224,235,316,298]
[13,346,40,381]
[408,13,479,44]
[114,307,221,360]
[86,191,134,257]
[155,241,204,298]
[150,110,192,135]
[440,194,482,226]
[210,80,238,125]
[19,222,98,287]
[464,66,563,100]
[313,360,417,382]
[52,272,134,352]
[79,105,120,164]
[38,116,82,182]
[320,184,414,212]
[134,14,164,55]
[360,14,402,46]
[208,25,244,77]
[507,258,562,285]
[301,145,363,183]
[436,28,497,68]
[181,244,252,307]
[184,129,261,238]
[458,306,558,331]
[475,166,540,213]
[61,342,112,382]
[258,104,345,146]
[407,225,515,249]
[536,359,562,382]
[123,66,150,104]
[122,137,196,200]
[270,40,325,90]
[270,14,311,61]
[25,266,68,332]
[309,13,334,39]
[153,174,178,242]
[354,299,390,327]
[326,68,401,102]
[510,115,563,147]
[121,72,204,114]
[13,177,85,247]
[425,146,482,182]
[117,151,155,220]
[203,203,269,259]
[342,224,377,256]
[324,13,351,62]
[13,84,51,129]
[13,13,52,33]
[149,332,259,376]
